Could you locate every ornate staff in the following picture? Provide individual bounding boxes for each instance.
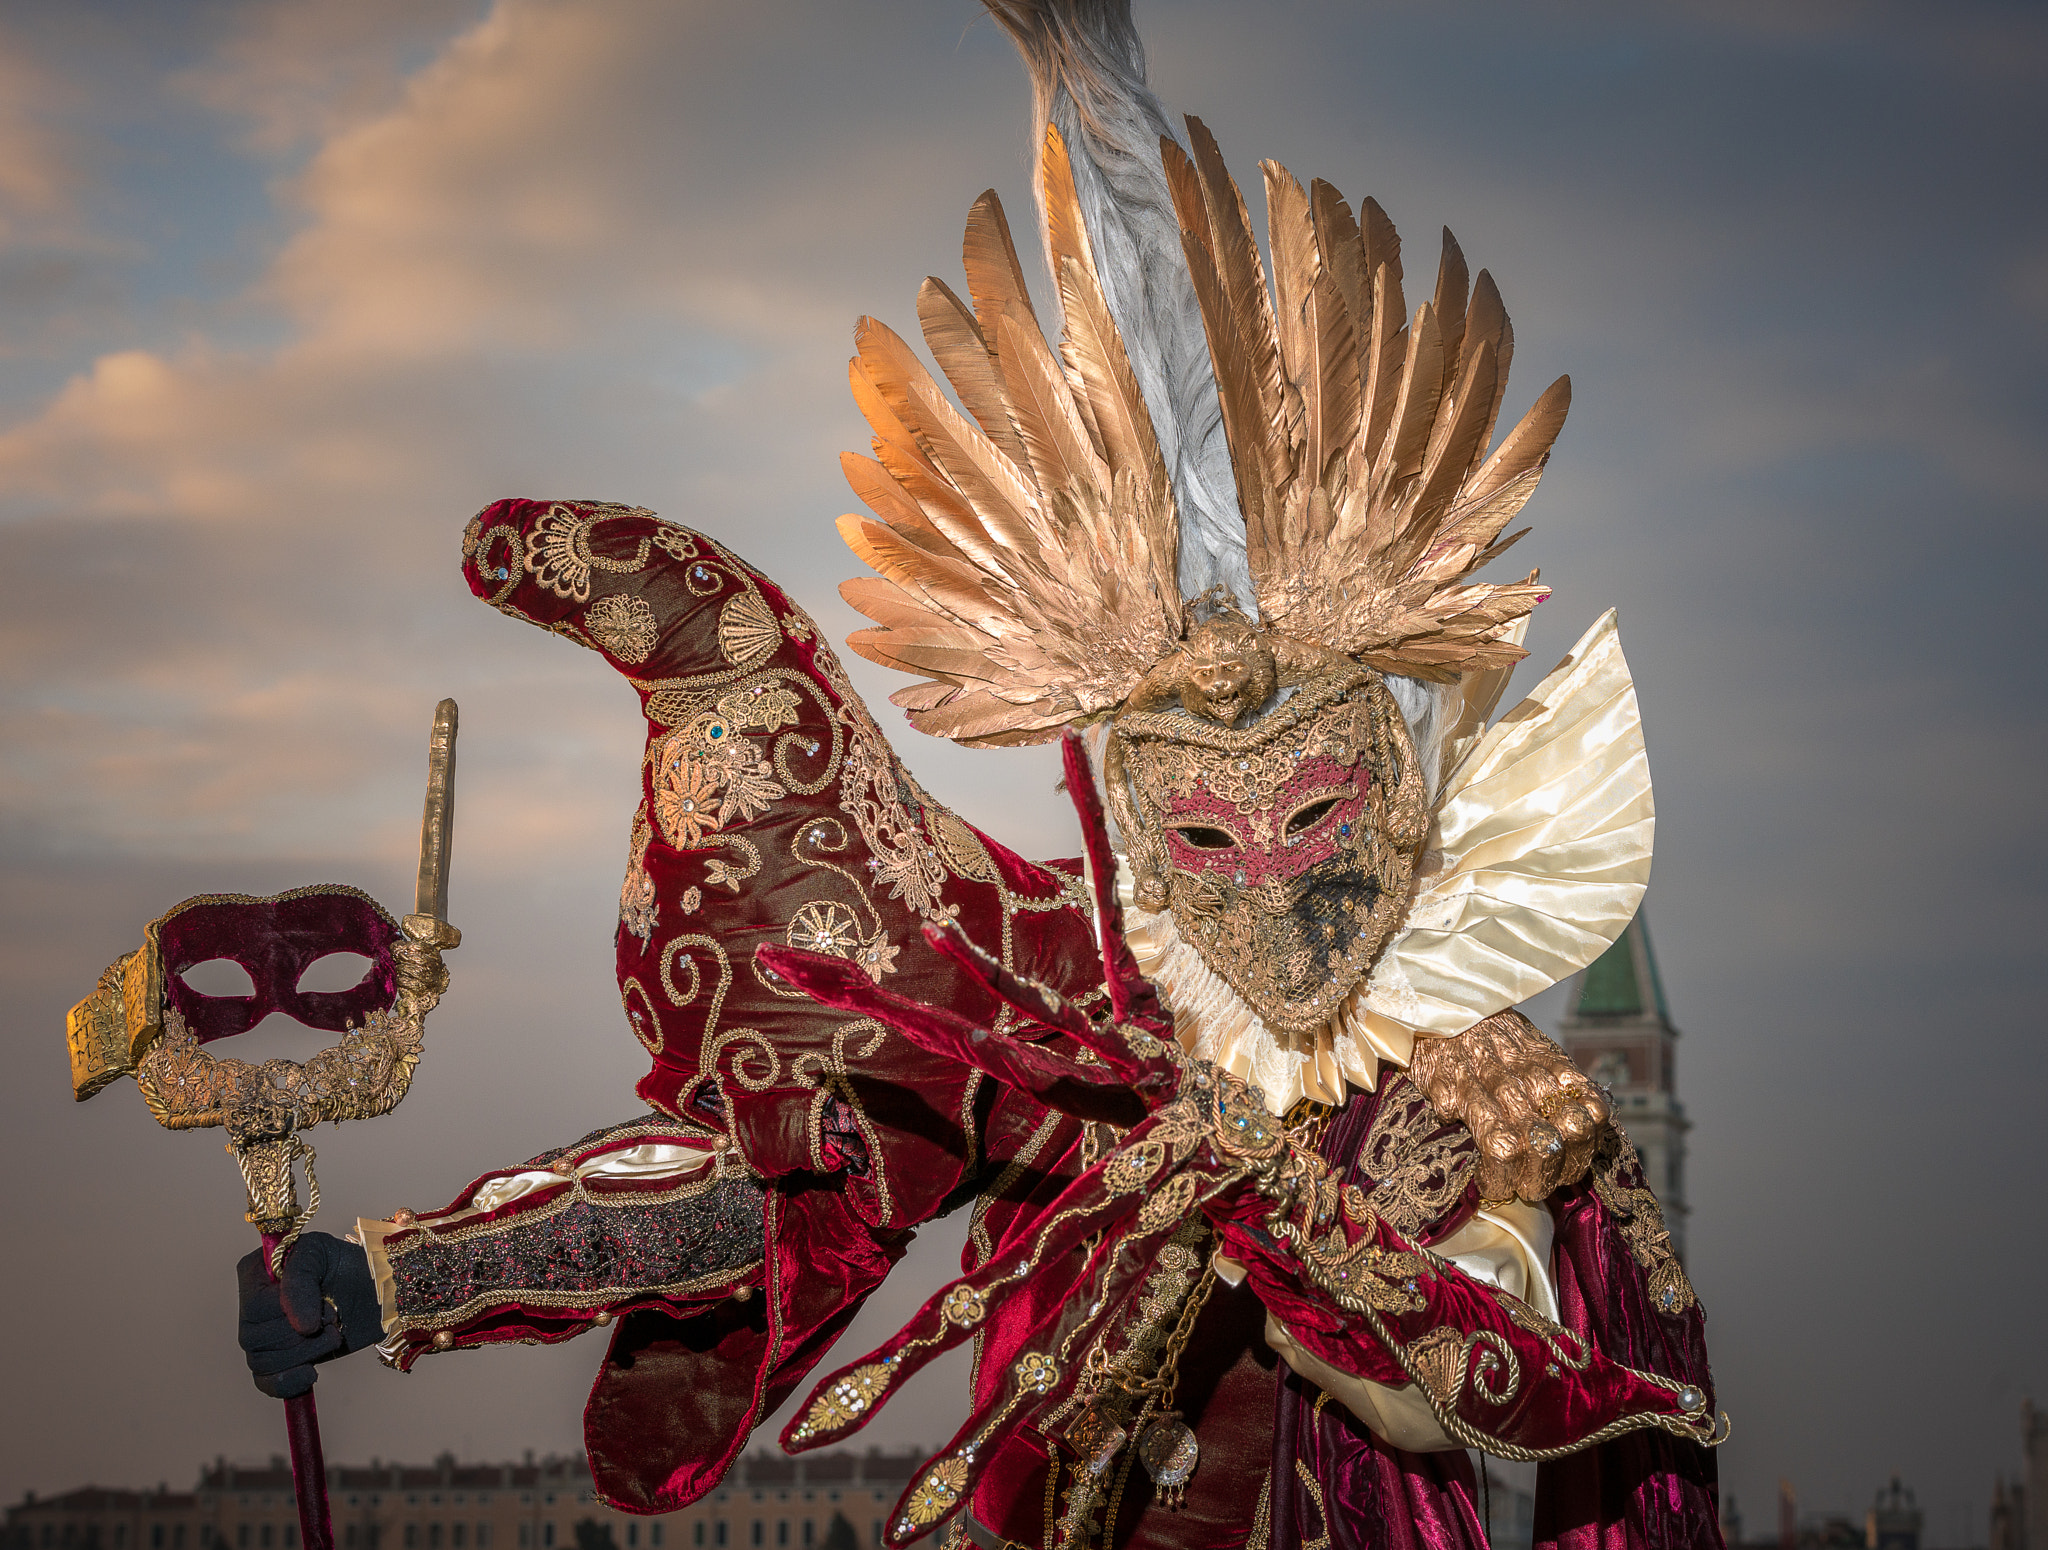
[64,700,462,1550]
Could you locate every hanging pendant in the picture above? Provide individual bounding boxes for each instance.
[1064,1403,1130,1476]
[1136,1412,1199,1507]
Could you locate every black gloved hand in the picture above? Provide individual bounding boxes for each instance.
[237,1231,383,1399]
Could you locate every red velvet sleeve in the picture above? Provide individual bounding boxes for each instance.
[361,1113,758,1368]
[448,499,1109,1512]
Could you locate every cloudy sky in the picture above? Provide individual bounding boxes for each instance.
[2,0,2044,1541]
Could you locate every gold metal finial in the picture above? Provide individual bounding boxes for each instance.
[415,699,458,923]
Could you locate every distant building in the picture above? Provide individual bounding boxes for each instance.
[1990,1473,2021,1550]
[2030,1400,2048,1550]
[0,1487,195,1550]
[1992,1398,2048,1550]
[4,1452,926,1550]
[1556,909,1689,1259]
[1865,1476,1920,1550]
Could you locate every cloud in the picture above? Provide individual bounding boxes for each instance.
[171,0,488,160]
[0,25,77,237]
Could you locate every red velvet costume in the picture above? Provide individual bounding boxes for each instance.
[354,501,1724,1550]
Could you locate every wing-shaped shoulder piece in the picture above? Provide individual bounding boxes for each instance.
[1361,609,1652,1041]
[836,126,1184,746]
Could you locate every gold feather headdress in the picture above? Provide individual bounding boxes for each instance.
[836,120,1569,743]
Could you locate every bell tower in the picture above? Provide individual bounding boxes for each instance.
[1557,909,1690,1259]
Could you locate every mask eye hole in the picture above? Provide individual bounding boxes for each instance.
[1169,824,1239,851]
[178,958,256,997]
[1284,797,1345,837]
[297,952,374,993]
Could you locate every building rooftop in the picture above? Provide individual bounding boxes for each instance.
[1572,912,1672,1025]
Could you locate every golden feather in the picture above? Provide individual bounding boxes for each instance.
[1171,140,1569,674]
[834,129,1181,747]
[838,124,1571,734]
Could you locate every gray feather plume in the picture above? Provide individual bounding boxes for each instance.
[980,0,1251,605]
[979,2,1448,783]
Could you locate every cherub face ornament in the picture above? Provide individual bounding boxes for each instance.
[1106,658,1431,1036]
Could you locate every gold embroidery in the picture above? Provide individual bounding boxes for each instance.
[524,502,658,602]
[718,590,782,667]
[1134,1172,1199,1234]
[704,835,761,893]
[707,1027,781,1092]
[1102,1139,1167,1196]
[620,806,657,942]
[585,593,658,662]
[781,819,906,986]
[1246,1469,1273,1550]
[933,809,1000,883]
[942,1285,988,1327]
[810,634,951,918]
[1291,1462,1330,1550]
[621,976,662,1055]
[1407,1326,1467,1403]
[653,743,725,848]
[798,1360,895,1437]
[471,522,522,606]
[716,682,802,732]
[1588,1126,1697,1316]
[786,900,863,956]
[905,1457,971,1527]
[855,935,900,980]
[659,934,732,1019]
[1360,1082,1476,1239]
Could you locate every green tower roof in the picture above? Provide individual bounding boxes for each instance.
[1573,912,1671,1023]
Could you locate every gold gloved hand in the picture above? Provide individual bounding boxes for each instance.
[1407,1009,1610,1203]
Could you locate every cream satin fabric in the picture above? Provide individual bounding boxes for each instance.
[358,1137,724,1335]
[1121,611,1654,1115]
[1260,1201,1557,1452]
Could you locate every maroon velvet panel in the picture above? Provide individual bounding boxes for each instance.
[1532,1184,1724,1548]
[157,888,399,1042]
[1272,1368,1488,1550]
[585,1274,776,1511]
[1267,1080,1488,1550]
[583,1189,911,1515]
[459,498,1101,1178]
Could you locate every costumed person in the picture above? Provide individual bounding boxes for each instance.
[233,5,1725,1547]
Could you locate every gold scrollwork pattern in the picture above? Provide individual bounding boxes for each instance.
[524,502,658,602]
[1359,1081,1477,1239]
[1588,1126,1697,1316]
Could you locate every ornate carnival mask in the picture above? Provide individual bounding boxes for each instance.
[1105,639,1430,1035]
